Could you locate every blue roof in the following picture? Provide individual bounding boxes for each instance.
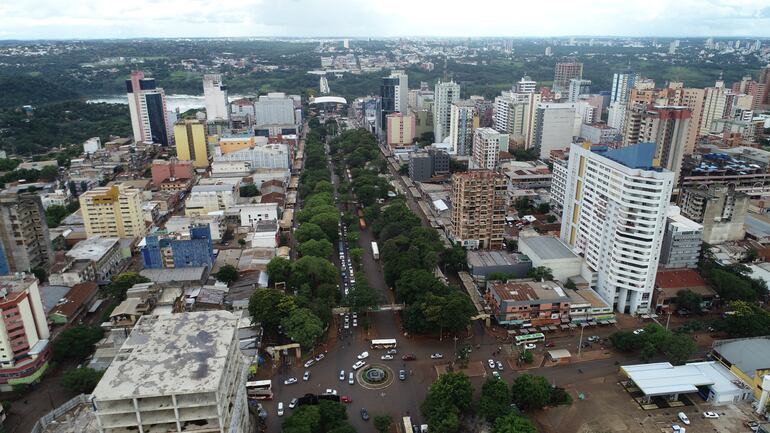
[594,142,659,170]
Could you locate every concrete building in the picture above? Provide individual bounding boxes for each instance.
[467,251,532,280]
[518,236,582,283]
[65,236,123,282]
[624,105,692,183]
[433,80,461,143]
[386,112,416,149]
[80,185,146,239]
[151,159,194,189]
[254,93,296,127]
[493,91,541,146]
[516,76,537,94]
[579,123,619,144]
[232,203,279,228]
[549,157,568,209]
[185,183,238,216]
[532,103,577,160]
[141,225,214,269]
[610,70,637,108]
[679,185,748,244]
[567,79,591,103]
[213,143,290,171]
[218,135,267,155]
[174,120,209,168]
[699,81,728,135]
[0,191,53,275]
[449,100,478,156]
[0,275,50,392]
[486,280,571,327]
[126,70,170,146]
[165,215,225,242]
[653,269,717,312]
[560,143,674,314]
[203,74,229,122]
[248,220,280,248]
[553,62,583,91]
[83,137,102,155]
[91,311,249,433]
[449,170,507,249]
[471,127,508,170]
[500,161,552,200]
[659,209,703,269]
[408,148,450,182]
[711,337,770,401]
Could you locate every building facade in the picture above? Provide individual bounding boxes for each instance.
[433,81,461,144]
[141,225,214,269]
[203,74,229,121]
[471,128,508,170]
[659,211,703,269]
[560,143,674,314]
[386,113,416,149]
[449,100,478,156]
[679,185,748,244]
[80,185,146,239]
[126,70,170,146]
[553,62,583,91]
[174,120,210,168]
[532,103,577,159]
[254,93,296,127]
[151,159,195,189]
[486,280,571,327]
[624,105,692,183]
[449,170,507,249]
[0,192,53,275]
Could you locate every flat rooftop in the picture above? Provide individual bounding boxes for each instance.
[489,280,569,304]
[667,213,703,231]
[468,251,531,268]
[712,337,770,378]
[66,236,119,261]
[621,361,743,397]
[92,311,239,400]
[519,236,578,260]
[140,266,208,283]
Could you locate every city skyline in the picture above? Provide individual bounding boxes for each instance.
[2,0,770,39]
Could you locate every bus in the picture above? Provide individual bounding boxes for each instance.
[515,333,546,346]
[371,242,379,260]
[403,416,413,433]
[246,380,273,400]
[359,217,367,230]
[370,339,397,350]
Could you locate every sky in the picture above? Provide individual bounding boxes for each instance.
[1,0,770,40]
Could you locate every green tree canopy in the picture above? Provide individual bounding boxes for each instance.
[290,256,338,292]
[214,264,239,284]
[374,415,392,433]
[421,371,473,433]
[511,374,552,410]
[298,238,334,258]
[479,378,512,421]
[52,325,104,362]
[492,413,538,433]
[281,308,324,350]
[61,368,103,394]
[345,279,383,313]
[309,212,341,242]
[675,289,703,313]
[248,288,296,332]
[295,222,328,243]
[103,272,150,300]
[724,300,770,337]
[527,266,554,282]
[240,184,259,197]
[266,256,292,285]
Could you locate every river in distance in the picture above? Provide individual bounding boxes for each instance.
[87,94,252,113]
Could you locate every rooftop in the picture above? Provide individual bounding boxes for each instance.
[593,142,659,170]
[92,311,239,401]
[49,282,98,319]
[488,280,569,304]
[0,274,39,302]
[139,267,208,283]
[621,361,744,397]
[191,184,236,193]
[655,269,707,289]
[712,337,770,378]
[468,250,531,268]
[519,236,578,260]
[667,213,703,232]
[66,236,119,261]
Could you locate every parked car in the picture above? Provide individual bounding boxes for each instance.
[304,359,315,368]
[745,420,760,432]
[487,359,496,369]
[702,412,719,419]
[283,377,297,385]
[303,371,310,381]
[353,319,358,327]
[492,371,501,379]
[357,351,369,360]
[339,370,345,381]
[671,424,683,432]
[399,370,406,380]
[633,328,645,335]
[360,408,370,421]
[402,354,416,361]
[325,389,338,395]
[677,412,690,425]
[587,336,601,343]
[352,360,366,370]
[341,396,352,403]
[496,361,504,371]
[524,343,536,350]
[430,353,443,359]
[381,354,394,360]
[277,402,284,416]
[387,349,397,355]
[289,398,298,409]
[349,372,355,384]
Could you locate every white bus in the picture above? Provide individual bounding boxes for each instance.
[370,339,397,350]
[514,333,546,346]
[403,416,413,433]
[371,242,380,260]
[246,380,273,400]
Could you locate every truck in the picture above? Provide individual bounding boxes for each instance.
[371,241,379,260]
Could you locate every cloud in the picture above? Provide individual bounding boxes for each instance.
[1,0,770,39]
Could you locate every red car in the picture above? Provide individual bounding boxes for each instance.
[401,354,416,361]
[340,396,352,403]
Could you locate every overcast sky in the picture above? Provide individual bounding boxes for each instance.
[2,0,770,40]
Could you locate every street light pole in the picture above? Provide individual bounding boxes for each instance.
[577,324,585,357]
[665,312,672,330]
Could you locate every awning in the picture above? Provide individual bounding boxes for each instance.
[568,323,577,328]
[560,324,569,330]
[519,328,530,334]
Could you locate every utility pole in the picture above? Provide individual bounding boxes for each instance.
[665,312,672,330]
[577,323,585,357]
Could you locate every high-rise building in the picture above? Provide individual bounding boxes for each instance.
[532,102,577,159]
[254,93,296,127]
[471,128,509,170]
[567,79,591,103]
[610,70,637,105]
[623,105,691,183]
[553,62,583,91]
[0,191,53,275]
[679,185,748,244]
[667,84,705,154]
[516,76,537,93]
[699,81,727,135]
[433,80,461,144]
[0,275,50,392]
[449,100,478,156]
[126,71,171,146]
[390,70,409,114]
[386,112,416,149]
[449,170,507,250]
[141,225,214,269]
[560,142,674,314]
[80,184,146,239]
[203,74,229,121]
[379,70,408,135]
[91,311,249,433]
[659,208,702,270]
[174,119,209,168]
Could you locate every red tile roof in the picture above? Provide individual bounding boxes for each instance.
[49,282,99,320]
[655,269,706,289]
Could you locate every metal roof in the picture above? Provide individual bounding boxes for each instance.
[712,337,770,378]
[621,361,743,397]
[519,236,577,260]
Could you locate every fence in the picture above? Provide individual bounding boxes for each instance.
[29,394,91,433]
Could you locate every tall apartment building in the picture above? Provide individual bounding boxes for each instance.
[91,311,249,433]
[174,119,209,168]
[659,209,703,269]
[0,191,53,275]
[516,76,537,93]
[679,185,748,244]
[386,112,416,149]
[560,143,674,314]
[141,225,214,269]
[607,70,638,132]
[553,62,583,91]
[532,102,577,159]
[471,128,509,170]
[433,80,461,144]
[408,148,450,182]
[449,170,507,250]
[667,83,705,154]
[126,70,170,146]
[567,79,591,103]
[254,93,296,127]
[0,275,50,391]
[80,184,146,239]
[624,105,691,183]
[390,70,409,114]
[449,100,478,156]
[493,91,541,146]
[203,74,229,121]
[379,71,408,135]
[699,81,727,135]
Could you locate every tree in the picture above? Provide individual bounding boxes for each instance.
[267,256,292,285]
[238,238,247,247]
[394,269,449,304]
[248,288,296,331]
[313,181,335,195]
[31,267,47,283]
[214,264,239,284]
[537,203,550,214]
[39,164,60,181]
[442,245,467,273]
[724,300,770,337]
[479,378,512,421]
[283,405,321,433]
[61,368,103,394]
[319,400,348,432]
[514,197,531,213]
[511,374,552,410]
[349,248,363,270]
[281,308,324,350]
[374,415,392,433]
[520,350,534,364]
[240,184,259,197]
[346,280,383,313]
[103,272,150,300]
[661,333,697,365]
[290,256,338,291]
[45,204,69,228]
[309,212,341,242]
[298,239,334,258]
[295,222,328,243]
[436,291,476,334]
[421,372,472,433]
[492,413,538,433]
[527,266,553,282]
[52,326,104,361]
[675,289,703,313]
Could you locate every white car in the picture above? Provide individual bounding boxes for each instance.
[303,371,310,381]
[633,328,645,335]
[524,343,536,350]
[672,424,682,432]
[277,402,284,416]
[339,370,345,381]
[677,412,690,425]
[387,348,397,354]
[353,319,358,327]
[283,377,297,385]
[430,353,443,359]
[381,354,394,360]
[357,351,369,360]
[496,361,504,371]
[492,371,501,379]
[304,359,315,368]
[352,360,366,370]
[289,398,298,409]
[702,411,719,419]
[488,359,496,369]
[324,388,338,395]
[315,354,325,362]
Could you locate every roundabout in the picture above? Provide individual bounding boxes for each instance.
[356,363,395,390]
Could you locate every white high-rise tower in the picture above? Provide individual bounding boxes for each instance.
[203,74,229,121]
[433,80,461,143]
